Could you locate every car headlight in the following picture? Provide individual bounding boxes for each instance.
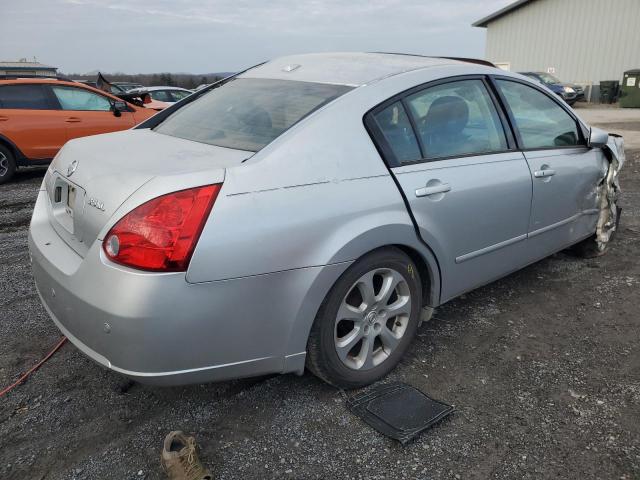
[563,86,575,94]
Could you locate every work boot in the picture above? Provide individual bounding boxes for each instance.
[161,431,212,480]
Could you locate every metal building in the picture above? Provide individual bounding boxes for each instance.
[0,59,58,77]
[473,0,640,95]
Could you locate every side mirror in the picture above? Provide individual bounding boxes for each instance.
[112,100,128,117]
[142,93,152,105]
[588,126,609,148]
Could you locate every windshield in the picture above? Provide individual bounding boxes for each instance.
[536,73,561,84]
[154,78,353,152]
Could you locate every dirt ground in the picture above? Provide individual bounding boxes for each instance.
[1,108,639,480]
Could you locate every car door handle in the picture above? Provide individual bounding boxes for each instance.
[533,169,556,178]
[65,117,81,123]
[415,183,451,197]
[0,115,8,121]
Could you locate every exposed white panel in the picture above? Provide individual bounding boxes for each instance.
[483,0,640,83]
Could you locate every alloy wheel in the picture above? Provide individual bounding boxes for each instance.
[0,152,8,177]
[334,268,411,370]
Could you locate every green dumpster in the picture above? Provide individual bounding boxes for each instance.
[600,80,619,104]
[620,69,640,108]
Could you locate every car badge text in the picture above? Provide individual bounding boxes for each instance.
[88,197,105,211]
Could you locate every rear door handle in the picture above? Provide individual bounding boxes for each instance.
[65,117,81,123]
[533,169,556,178]
[0,115,8,121]
[415,183,451,197]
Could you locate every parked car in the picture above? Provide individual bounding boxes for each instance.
[30,53,619,389]
[519,72,584,105]
[128,86,193,110]
[0,78,156,183]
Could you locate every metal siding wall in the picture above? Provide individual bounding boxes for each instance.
[484,0,640,83]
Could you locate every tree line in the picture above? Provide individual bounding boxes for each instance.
[62,72,232,89]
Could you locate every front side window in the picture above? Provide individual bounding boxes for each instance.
[496,80,581,149]
[0,84,53,109]
[372,102,422,164]
[155,78,352,152]
[52,86,112,111]
[405,79,508,160]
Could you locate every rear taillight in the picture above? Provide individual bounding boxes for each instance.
[103,184,221,272]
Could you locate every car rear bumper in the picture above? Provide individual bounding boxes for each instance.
[29,190,344,385]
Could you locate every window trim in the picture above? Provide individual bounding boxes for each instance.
[48,85,115,112]
[363,75,517,168]
[488,75,588,152]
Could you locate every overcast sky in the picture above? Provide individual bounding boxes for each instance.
[0,0,514,74]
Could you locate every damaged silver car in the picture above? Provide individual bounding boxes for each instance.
[29,53,623,389]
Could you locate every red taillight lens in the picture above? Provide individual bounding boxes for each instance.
[103,184,221,271]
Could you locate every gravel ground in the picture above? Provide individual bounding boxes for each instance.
[1,112,639,479]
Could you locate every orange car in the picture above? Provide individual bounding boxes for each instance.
[0,78,156,184]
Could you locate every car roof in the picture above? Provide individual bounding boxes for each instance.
[239,52,477,87]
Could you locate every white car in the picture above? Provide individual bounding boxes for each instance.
[128,86,193,110]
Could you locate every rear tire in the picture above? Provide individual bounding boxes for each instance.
[0,145,16,185]
[306,247,422,389]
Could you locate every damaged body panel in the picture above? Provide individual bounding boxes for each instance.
[597,134,625,250]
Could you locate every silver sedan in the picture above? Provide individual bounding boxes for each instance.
[29,52,623,388]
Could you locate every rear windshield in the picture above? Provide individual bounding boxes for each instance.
[155,78,352,152]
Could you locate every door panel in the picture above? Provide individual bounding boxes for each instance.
[524,147,607,246]
[493,78,607,251]
[0,109,68,159]
[49,85,136,142]
[393,152,532,301]
[64,111,136,141]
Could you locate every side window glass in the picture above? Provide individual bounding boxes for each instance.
[52,87,112,111]
[405,79,507,160]
[372,102,421,164]
[496,80,581,149]
[0,85,53,109]
[171,90,191,101]
[150,90,172,102]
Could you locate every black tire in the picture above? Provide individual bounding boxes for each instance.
[306,247,422,389]
[0,144,17,185]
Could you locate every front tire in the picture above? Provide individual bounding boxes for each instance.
[306,247,422,389]
[0,145,16,185]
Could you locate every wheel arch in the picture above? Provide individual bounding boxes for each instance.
[0,134,26,166]
[282,237,442,374]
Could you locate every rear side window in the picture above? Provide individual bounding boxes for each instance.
[170,90,191,102]
[0,84,54,109]
[150,90,173,102]
[155,78,352,152]
[496,80,581,149]
[51,86,112,111]
[372,102,422,163]
[405,80,507,160]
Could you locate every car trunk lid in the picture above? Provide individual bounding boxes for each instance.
[45,129,251,257]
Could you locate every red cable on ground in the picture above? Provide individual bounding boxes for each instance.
[0,336,67,398]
